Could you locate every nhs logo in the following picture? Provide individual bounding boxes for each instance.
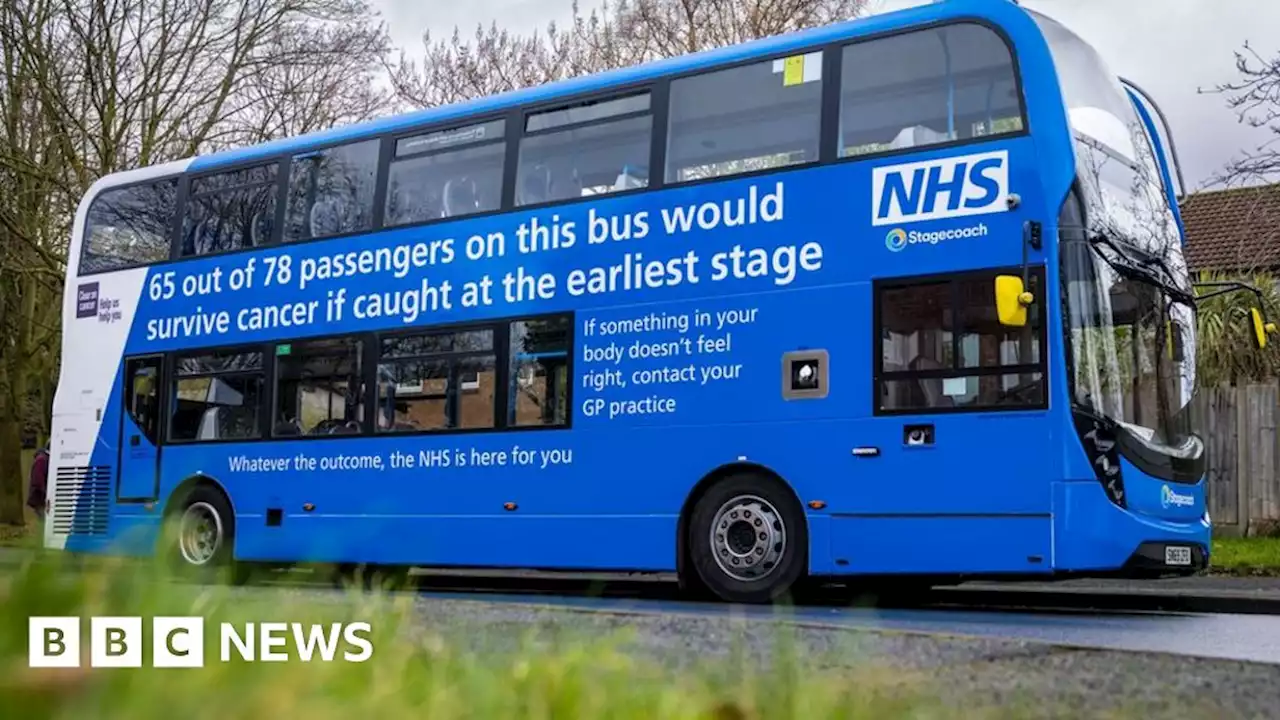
[872,150,1009,227]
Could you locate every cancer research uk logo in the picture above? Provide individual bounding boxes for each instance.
[1161,484,1195,510]
[29,616,373,668]
[75,282,99,318]
[75,282,122,324]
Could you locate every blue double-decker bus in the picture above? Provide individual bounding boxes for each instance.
[47,0,1271,602]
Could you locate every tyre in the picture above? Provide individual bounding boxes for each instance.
[164,484,247,584]
[687,472,807,603]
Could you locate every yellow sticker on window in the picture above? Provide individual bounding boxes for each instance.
[783,56,805,86]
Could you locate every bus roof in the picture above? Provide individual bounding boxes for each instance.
[189,0,1028,173]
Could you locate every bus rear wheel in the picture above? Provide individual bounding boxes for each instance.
[164,485,247,584]
[687,473,806,604]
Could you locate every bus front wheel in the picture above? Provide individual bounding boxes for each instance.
[164,485,246,584]
[687,473,806,604]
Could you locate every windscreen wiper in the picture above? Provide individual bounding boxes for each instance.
[1191,279,1270,304]
[1087,233,1196,305]
[1089,231,1277,344]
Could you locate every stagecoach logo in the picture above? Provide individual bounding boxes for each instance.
[75,283,99,319]
[885,228,908,252]
[884,224,989,252]
[1160,484,1195,509]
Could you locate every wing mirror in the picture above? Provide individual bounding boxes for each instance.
[995,275,1034,327]
[1251,307,1277,349]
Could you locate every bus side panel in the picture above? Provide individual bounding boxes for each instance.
[87,139,1053,574]
[828,516,1053,574]
[147,266,1053,574]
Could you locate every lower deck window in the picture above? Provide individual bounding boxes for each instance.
[876,270,1045,413]
[376,328,498,433]
[509,316,571,427]
[377,355,498,432]
[274,337,364,436]
[170,350,265,441]
[158,312,574,443]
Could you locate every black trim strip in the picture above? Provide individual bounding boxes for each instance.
[648,80,671,191]
[270,157,289,246]
[881,364,1043,381]
[371,135,393,229]
[831,512,1051,519]
[1114,426,1205,485]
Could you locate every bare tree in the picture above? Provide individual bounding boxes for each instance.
[228,21,391,146]
[614,0,868,58]
[1205,41,1280,187]
[9,0,392,173]
[389,0,869,108]
[0,0,72,525]
[0,0,391,524]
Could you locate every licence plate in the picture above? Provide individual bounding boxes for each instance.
[1165,546,1192,566]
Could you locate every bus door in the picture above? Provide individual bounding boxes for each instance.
[850,269,1054,573]
[117,355,164,502]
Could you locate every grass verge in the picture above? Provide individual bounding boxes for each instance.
[1210,537,1280,576]
[0,556,1063,720]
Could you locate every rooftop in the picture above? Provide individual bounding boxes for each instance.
[1180,182,1280,273]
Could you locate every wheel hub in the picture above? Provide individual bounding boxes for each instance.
[709,494,786,582]
[178,501,223,566]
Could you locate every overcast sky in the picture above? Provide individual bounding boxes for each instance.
[373,0,1277,191]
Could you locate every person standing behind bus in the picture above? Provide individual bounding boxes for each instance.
[28,443,48,524]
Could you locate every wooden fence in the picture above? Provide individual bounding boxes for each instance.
[1196,384,1280,537]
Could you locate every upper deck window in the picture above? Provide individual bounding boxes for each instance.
[180,163,279,257]
[284,140,379,242]
[80,180,177,274]
[526,94,650,133]
[386,119,506,226]
[666,54,823,183]
[839,24,1023,157]
[517,93,653,206]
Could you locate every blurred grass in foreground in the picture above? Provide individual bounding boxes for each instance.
[0,556,1091,720]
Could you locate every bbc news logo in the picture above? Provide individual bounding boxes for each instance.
[29,617,373,667]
